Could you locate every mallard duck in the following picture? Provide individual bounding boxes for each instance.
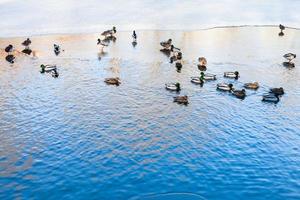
[132,30,137,42]
[198,57,207,67]
[197,65,207,71]
[203,73,217,80]
[191,77,205,85]
[170,52,182,63]
[104,77,121,85]
[101,27,117,38]
[54,44,61,55]
[22,48,32,55]
[173,95,188,104]
[191,72,204,83]
[160,39,172,49]
[232,89,246,99]
[40,64,57,73]
[283,53,296,62]
[22,38,31,47]
[5,45,13,54]
[270,87,284,95]
[5,55,15,64]
[165,82,181,91]
[217,83,233,91]
[279,24,285,36]
[244,82,259,90]
[224,71,239,79]
[262,94,280,103]
[283,62,295,68]
[175,62,182,71]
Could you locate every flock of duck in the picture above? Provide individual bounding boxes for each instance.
[159,36,291,104]
[2,25,297,105]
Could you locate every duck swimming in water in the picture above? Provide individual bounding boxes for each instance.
[175,61,182,72]
[224,71,239,79]
[203,73,217,80]
[270,87,284,95]
[217,83,233,91]
[279,24,285,36]
[191,75,205,85]
[173,95,188,105]
[104,77,121,86]
[40,64,57,73]
[198,57,207,66]
[262,93,280,103]
[231,89,246,99]
[165,82,181,92]
[244,82,259,90]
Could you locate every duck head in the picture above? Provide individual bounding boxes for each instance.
[229,84,233,90]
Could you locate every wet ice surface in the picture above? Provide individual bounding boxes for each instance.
[0,27,300,199]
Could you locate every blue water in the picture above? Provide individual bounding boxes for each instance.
[0,27,300,199]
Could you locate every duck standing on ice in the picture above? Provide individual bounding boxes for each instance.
[278,24,285,36]
[283,53,296,67]
[21,38,32,55]
[4,44,15,63]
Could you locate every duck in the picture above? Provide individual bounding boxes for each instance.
[198,57,207,67]
[101,27,117,38]
[160,39,172,49]
[279,24,285,36]
[224,71,239,79]
[270,87,284,95]
[262,94,280,103]
[5,54,15,64]
[97,39,109,50]
[175,61,182,71]
[283,53,296,62]
[132,30,137,42]
[173,95,188,105]
[203,73,217,80]
[22,38,32,47]
[191,76,205,85]
[217,83,233,91]
[51,69,59,78]
[5,45,13,54]
[165,82,181,92]
[191,72,205,84]
[54,44,61,55]
[231,89,246,99]
[22,48,32,55]
[104,77,121,85]
[282,61,295,68]
[170,52,182,63]
[40,64,57,73]
[244,82,259,90]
